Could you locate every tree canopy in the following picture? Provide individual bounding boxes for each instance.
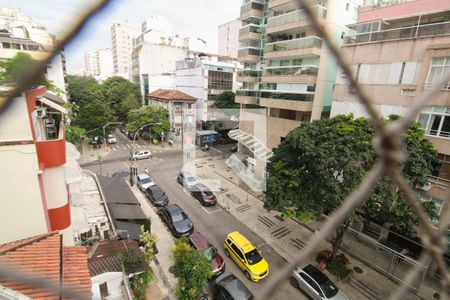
[99,76,141,120]
[213,91,240,109]
[171,237,212,300]
[265,114,438,238]
[127,105,170,140]
[66,75,99,104]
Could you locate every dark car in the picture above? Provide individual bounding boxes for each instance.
[89,137,103,149]
[157,204,194,238]
[189,232,225,275]
[145,185,168,206]
[191,183,216,206]
[214,272,253,300]
[127,132,139,140]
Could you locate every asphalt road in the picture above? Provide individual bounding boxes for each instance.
[82,131,305,300]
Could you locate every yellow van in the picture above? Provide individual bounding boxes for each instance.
[224,231,269,282]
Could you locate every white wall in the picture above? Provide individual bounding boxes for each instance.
[176,67,206,121]
[330,100,409,118]
[47,53,67,99]
[218,19,241,58]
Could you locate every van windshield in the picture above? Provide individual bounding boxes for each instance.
[245,249,262,265]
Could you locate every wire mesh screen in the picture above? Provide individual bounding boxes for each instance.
[0,0,449,299]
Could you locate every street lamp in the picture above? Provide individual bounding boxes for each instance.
[103,122,122,146]
[129,122,161,186]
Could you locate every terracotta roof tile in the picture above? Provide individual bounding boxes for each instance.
[0,232,92,299]
[149,88,196,102]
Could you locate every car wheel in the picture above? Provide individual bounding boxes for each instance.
[290,277,299,289]
[244,271,250,280]
[224,249,230,257]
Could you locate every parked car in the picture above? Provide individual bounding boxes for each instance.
[145,185,168,206]
[224,231,269,282]
[157,204,194,238]
[177,171,197,190]
[188,232,225,275]
[131,149,152,160]
[89,137,103,148]
[214,272,253,300]
[127,132,139,140]
[137,173,154,191]
[107,134,117,144]
[290,264,348,300]
[190,183,217,206]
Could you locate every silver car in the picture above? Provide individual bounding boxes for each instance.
[291,265,349,300]
[137,173,155,191]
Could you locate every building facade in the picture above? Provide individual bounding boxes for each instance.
[0,86,74,245]
[331,0,450,216]
[111,21,141,77]
[233,0,360,184]
[84,48,114,80]
[176,54,238,123]
[0,8,67,98]
[218,18,242,58]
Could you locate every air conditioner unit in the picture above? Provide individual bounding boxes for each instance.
[36,108,46,118]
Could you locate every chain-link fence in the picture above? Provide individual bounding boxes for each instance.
[1,0,450,299]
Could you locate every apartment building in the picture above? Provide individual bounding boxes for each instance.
[176,54,238,123]
[84,48,114,80]
[233,0,360,184]
[218,19,242,58]
[0,8,67,98]
[331,0,450,216]
[111,21,141,77]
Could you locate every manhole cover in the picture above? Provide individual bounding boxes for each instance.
[353,266,363,274]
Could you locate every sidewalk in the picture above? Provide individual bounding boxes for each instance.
[126,181,177,300]
[193,155,433,300]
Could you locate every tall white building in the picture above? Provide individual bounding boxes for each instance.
[218,19,241,59]
[84,51,98,77]
[176,54,238,123]
[84,49,113,80]
[0,8,67,99]
[111,21,141,78]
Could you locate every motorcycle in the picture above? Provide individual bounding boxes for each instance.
[201,144,210,151]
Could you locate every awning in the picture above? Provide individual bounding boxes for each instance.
[37,96,67,114]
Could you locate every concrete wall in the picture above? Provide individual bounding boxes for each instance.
[218,19,241,58]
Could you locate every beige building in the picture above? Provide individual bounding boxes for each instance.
[233,0,360,185]
[111,21,141,77]
[331,0,450,215]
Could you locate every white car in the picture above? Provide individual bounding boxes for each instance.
[177,171,198,190]
[137,173,155,191]
[131,149,152,160]
[107,134,117,144]
[291,265,349,300]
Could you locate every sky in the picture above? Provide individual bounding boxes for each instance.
[0,0,242,72]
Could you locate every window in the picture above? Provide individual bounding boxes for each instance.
[231,244,244,260]
[293,59,303,66]
[280,59,290,66]
[418,106,450,138]
[425,57,450,89]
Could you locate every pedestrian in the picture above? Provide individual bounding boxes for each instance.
[144,168,149,175]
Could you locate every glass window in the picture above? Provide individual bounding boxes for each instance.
[280,59,290,66]
[244,249,263,265]
[418,106,450,139]
[293,59,303,66]
[425,57,450,89]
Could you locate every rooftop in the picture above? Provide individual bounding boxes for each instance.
[0,232,91,299]
[149,88,196,102]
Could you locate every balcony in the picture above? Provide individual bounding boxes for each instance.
[36,121,66,168]
[262,65,318,83]
[238,48,261,63]
[265,36,322,59]
[266,6,326,34]
[344,21,450,45]
[269,0,327,11]
[260,96,314,111]
[240,1,264,20]
[239,24,263,41]
[236,90,258,105]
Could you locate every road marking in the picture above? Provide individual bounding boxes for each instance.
[125,144,131,149]
[202,207,222,214]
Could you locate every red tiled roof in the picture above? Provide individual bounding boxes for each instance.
[149,89,196,102]
[0,232,92,299]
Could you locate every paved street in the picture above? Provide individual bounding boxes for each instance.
[82,131,304,299]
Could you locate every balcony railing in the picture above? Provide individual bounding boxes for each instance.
[236,90,258,97]
[240,40,261,48]
[238,70,260,77]
[344,21,450,45]
[239,24,264,35]
[240,1,264,15]
[260,91,314,101]
[264,65,318,76]
[238,48,262,57]
[265,36,322,53]
[267,6,326,28]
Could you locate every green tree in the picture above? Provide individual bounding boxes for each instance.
[213,91,239,109]
[127,105,170,140]
[171,237,213,300]
[66,75,98,105]
[265,115,437,245]
[65,124,86,144]
[0,52,62,94]
[75,100,113,137]
[100,76,141,120]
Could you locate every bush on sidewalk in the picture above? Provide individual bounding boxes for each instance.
[316,249,352,282]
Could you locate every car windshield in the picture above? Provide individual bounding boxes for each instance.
[202,246,217,261]
[203,190,213,196]
[140,177,151,184]
[153,189,164,198]
[245,249,263,265]
[186,176,196,182]
[172,211,186,222]
[320,279,339,298]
